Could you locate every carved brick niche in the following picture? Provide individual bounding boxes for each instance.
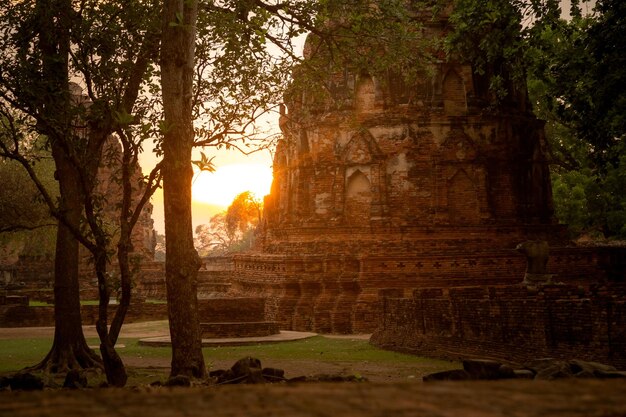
[232,5,581,333]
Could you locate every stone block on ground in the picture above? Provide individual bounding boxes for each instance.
[165,375,191,387]
[423,369,471,382]
[462,359,503,380]
[4,373,44,391]
[513,370,535,379]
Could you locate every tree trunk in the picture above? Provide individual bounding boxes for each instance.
[29,0,101,373]
[160,0,206,378]
[32,149,101,373]
[91,246,127,387]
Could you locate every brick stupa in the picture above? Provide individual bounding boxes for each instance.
[228,6,611,333]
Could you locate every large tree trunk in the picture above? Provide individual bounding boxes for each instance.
[32,149,101,372]
[160,0,206,378]
[30,0,101,373]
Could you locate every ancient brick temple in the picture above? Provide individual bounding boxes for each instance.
[225,6,620,334]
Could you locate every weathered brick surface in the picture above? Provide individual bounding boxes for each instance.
[221,6,626,334]
[224,246,623,333]
[371,284,626,368]
[0,303,168,328]
[200,321,279,338]
[197,298,266,323]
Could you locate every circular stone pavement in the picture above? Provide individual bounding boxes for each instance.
[139,330,318,347]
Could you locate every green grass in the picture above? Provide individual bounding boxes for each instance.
[26,300,116,307]
[144,299,167,304]
[202,336,442,363]
[0,338,53,372]
[0,335,453,374]
[28,300,53,307]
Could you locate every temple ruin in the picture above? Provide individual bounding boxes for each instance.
[225,4,624,337]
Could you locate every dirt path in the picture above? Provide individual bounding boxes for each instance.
[0,320,171,340]
[1,380,625,417]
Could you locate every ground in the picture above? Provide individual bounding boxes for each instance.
[0,321,455,383]
[2,380,626,416]
[1,322,626,416]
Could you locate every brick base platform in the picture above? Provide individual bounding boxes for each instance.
[371,283,626,368]
[200,321,280,338]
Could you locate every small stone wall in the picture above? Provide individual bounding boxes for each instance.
[0,302,167,328]
[371,283,626,368]
[198,298,266,323]
[200,322,280,338]
[197,298,279,339]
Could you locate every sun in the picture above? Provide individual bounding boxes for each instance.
[191,163,273,207]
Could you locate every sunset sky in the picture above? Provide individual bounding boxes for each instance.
[139,143,275,234]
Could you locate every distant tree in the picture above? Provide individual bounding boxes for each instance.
[195,191,263,255]
[153,232,166,262]
[225,191,262,249]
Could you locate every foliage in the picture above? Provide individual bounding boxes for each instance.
[195,191,263,255]
[524,1,626,238]
[447,0,626,238]
[446,0,529,101]
[0,152,56,234]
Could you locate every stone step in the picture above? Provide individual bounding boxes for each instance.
[200,321,280,339]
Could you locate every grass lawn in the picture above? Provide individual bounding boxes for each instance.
[0,324,458,386]
[0,336,450,372]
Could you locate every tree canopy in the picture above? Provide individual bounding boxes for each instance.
[448,0,626,238]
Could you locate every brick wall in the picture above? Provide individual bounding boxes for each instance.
[371,283,626,368]
[197,297,266,323]
[0,302,167,328]
[228,246,624,333]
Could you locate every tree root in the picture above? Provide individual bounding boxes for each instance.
[26,341,102,375]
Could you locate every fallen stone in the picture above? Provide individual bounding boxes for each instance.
[463,359,502,380]
[209,369,227,379]
[262,367,285,382]
[497,364,516,379]
[593,370,626,379]
[573,370,596,379]
[569,360,616,375]
[165,375,191,387]
[423,369,471,382]
[230,357,265,384]
[523,358,556,373]
[534,362,574,380]
[63,369,87,389]
[216,370,240,384]
[0,376,9,390]
[7,373,44,391]
[513,370,535,379]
